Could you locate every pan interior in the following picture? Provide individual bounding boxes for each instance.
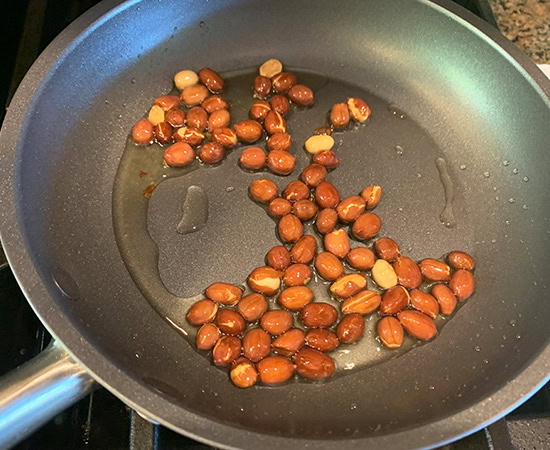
[8,0,550,444]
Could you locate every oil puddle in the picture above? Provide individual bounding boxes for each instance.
[112,65,467,385]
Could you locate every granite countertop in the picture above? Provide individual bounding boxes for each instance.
[490,0,550,63]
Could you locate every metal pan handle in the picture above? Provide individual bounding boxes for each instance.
[0,340,95,449]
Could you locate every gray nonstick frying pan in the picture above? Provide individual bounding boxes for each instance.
[0,0,549,448]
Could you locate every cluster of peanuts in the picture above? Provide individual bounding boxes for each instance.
[186,163,476,388]
[238,60,371,173]
[297,95,371,168]
[237,58,312,174]
[167,59,476,389]
[131,58,371,176]
[131,59,320,173]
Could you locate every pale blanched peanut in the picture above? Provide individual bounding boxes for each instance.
[372,259,398,289]
[259,59,283,78]
[305,135,334,154]
[148,105,165,126]
[174,70,199,90]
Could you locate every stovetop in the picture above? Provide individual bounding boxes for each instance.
[1,1,549,449]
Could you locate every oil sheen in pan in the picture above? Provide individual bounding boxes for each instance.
[112,67,466,382]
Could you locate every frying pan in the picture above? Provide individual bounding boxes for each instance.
[0,0,549,448]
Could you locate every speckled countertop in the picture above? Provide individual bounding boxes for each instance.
[490,0,550,63]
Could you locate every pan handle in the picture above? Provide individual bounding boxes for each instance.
[0,340,96,448]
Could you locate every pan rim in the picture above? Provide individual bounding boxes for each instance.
[0,0,549,448]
